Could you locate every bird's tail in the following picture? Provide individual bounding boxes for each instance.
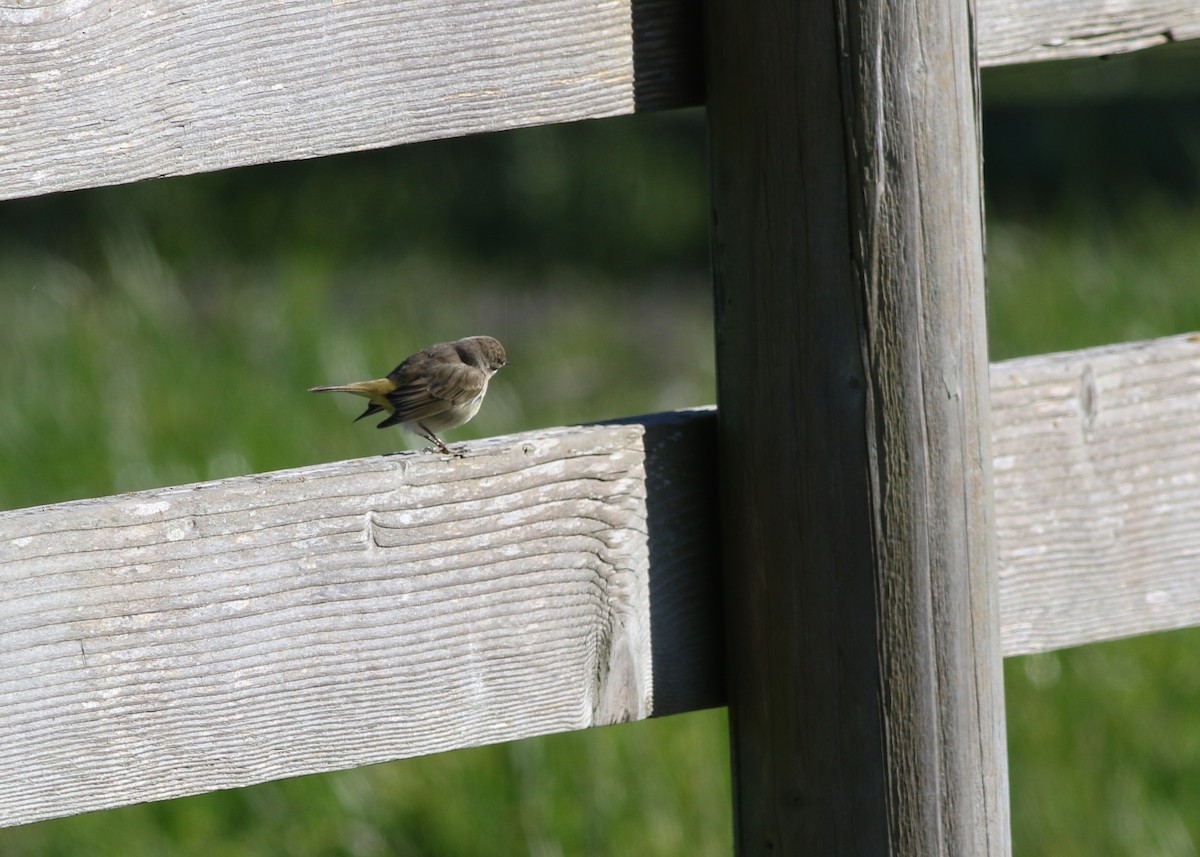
[309,378,396,422]
[308,380,388,396]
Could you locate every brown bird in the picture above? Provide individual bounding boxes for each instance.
[310,336,508,454]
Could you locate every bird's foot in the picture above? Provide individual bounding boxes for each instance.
[427,436,458,456]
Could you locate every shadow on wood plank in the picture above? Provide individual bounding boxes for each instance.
[632,0,705,112]
[604,408,726,716]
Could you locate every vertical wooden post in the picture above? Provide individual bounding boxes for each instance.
[704,0,1010,852]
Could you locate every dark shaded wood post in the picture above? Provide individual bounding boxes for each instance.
[704,0,1010,852]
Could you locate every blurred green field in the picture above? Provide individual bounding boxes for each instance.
[4,46,1200,855]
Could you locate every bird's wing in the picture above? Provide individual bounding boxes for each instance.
[381,362,487,425]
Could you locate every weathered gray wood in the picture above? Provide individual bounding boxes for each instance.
[0,411,722,829]
[704,0,1008,851]
[6,0,1200,203]
[977,0,1200,66]
[993,333,1200,656]
[0,0,701,202]
[2,333,1200,828]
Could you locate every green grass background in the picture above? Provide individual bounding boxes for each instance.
[4,43,1200,856]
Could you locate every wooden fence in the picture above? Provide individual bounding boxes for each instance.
[4,0,1200,851]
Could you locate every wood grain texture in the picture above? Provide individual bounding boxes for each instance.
[3,333,1200,827]
[704,0,1007,851]
[0,0,702,201]
[977,0,1200,66]
[6,0,1199,203]
[993,333,1200,656]
[0,411,722,828]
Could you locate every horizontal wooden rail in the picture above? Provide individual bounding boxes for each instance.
[978,0,1200,67]
[1,0,702,202]
[993,333,1200,655]
[3,333,1200,827]
[0,411,722,828]
[4,0,1199,201]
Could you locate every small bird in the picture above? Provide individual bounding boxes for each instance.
[310,336,508,454]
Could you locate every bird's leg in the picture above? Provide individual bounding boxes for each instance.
[417,424,456,456]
